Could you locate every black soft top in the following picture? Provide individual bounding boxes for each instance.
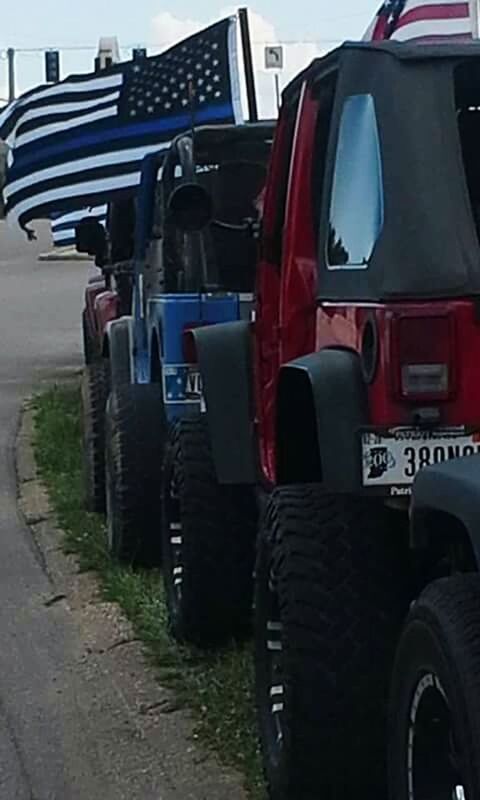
[287,42,480,300]
[285,40,480,101]
[177,121,275,164]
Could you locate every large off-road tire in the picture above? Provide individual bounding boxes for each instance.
[255,486,411,800]
[162,417,257,646]
[108,319,132,391]
[82,309,96,365]
[82,360,109,513]
[105,383,165,565]
[389,575,480,800]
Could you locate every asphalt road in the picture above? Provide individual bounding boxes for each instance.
[0,222,200,800]
[0,220,104,799]
[0,221,247,800]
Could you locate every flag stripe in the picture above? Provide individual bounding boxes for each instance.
[16,91,121,131]
[0,74,123,139]
[1,17,242,228]
[13,73,123,111]
[8,161,146,210]
[14,105,118,149]
[11,104,234,175]
[392,16,472,37]
[4,143,169,200]
[395,1,469,27]
[52,206,107,226]
[365,0,473,40]
[11,173,141,223]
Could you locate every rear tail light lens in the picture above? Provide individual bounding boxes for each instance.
[394,314,454,400]
[182,329,198,364]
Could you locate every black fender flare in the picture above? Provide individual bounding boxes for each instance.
[277,348,368,491]
[104,317,133,389]
[191,321,256,485]
[410,455,480,568]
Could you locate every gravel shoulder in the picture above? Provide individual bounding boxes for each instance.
[16,401,248,800]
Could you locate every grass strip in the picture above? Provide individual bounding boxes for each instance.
[32,385,264,799]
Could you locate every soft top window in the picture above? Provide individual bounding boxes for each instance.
[327,93,384,270]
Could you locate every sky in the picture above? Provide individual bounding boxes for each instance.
[0,1,381,117]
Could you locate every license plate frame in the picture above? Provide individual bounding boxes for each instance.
[360,426,480,495]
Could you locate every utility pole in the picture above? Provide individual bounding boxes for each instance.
[469,0,480,37]
[7,48,15,103]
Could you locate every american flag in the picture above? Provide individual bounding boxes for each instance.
[364,0,475,42]
[51,206,107,248]
[0,17,242,230]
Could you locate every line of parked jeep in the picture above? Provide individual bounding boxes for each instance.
[80,38,480,800]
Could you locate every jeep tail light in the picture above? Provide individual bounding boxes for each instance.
[182,328,198,364]
[394,315,454,401]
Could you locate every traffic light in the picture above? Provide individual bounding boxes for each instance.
[45,50,60,83]
[132,48,147,61]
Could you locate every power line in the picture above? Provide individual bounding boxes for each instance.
[1,37,345,55]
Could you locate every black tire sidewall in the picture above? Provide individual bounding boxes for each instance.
[389,613,475,800]
[254,527,289,800]
[162,417,256,645]
[161,424,184,635]
[104,383,164,564]
[104,392,118,556]
[82,360,108,513]
[109,322,131,391]
[255,489,410,800]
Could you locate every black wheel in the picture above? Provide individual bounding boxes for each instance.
[105,383,165,565]
[254,486,411,800]
[108,319,132,390]
[81,360,109,512]
[82,309,96,365]
[162,417,257,646]
[389,575,480,800]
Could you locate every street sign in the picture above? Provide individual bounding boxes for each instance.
[45,50,60,83]
[265,46,284,70]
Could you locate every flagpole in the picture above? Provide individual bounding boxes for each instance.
[238,8,258,122]
[469,0,480,38]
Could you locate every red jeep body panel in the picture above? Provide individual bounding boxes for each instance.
[94,291,120,341]
[255,86,319,483]
[255,66,480,487]
[84,283,120,352]
[316,301,480,427]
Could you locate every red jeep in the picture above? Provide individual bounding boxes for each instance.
[163,41,480,799]
[79,197,136,512]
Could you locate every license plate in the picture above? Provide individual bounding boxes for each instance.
[163,364,203,404]
[361,428,480,492]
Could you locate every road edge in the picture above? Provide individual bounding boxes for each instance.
[16,399,249,800]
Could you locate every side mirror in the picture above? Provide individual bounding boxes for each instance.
[75,218,107,258]
[168,183,213,232]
